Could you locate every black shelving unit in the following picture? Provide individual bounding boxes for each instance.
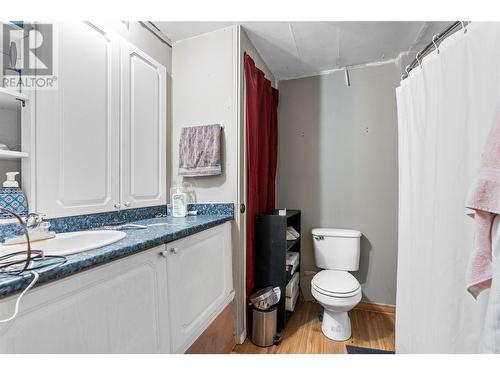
[254,209,301,332]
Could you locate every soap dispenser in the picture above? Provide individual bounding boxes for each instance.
[0,172,28,219]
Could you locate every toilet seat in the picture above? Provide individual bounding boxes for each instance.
[312,270,360,298]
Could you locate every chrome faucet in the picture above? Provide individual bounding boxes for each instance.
[24,212,46,230]
[1,212,54,246]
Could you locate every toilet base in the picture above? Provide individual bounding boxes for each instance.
[321,310,352,341]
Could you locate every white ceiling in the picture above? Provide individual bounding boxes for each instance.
[154,21,451,81]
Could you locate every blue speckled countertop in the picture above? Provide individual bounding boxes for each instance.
[0,212,233,299]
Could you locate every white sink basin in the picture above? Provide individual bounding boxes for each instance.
[0,230,127,257]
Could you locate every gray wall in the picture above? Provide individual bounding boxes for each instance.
[277,61,400,305]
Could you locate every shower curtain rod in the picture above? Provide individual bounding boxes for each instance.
[402,21,471,80]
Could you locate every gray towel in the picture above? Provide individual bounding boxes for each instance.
[179,124,222,177]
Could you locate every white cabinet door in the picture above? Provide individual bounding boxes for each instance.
[166,222,234,353]
[120,41,167,209]
[35,22,121,218]
[0,245,171,353]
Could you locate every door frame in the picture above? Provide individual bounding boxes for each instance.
[233,25,247,344]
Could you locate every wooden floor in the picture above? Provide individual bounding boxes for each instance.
[234,301,395,354]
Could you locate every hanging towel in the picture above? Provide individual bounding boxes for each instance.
[479,215,500,353]
[178,124,222,177]
[465,113,500,298]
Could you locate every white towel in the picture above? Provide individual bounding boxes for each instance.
[286,272,300,297]
[286,226,300,240]
[286,286,299,312]
[286,252,299,275]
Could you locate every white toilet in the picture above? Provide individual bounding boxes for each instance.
[311,228,362,341]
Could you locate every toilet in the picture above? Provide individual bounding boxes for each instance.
[311,228,362,341]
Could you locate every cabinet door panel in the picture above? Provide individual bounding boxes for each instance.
[166,223,233,353]
[0,246,170,353]
[36,22,120,217]
[121,42,167,208]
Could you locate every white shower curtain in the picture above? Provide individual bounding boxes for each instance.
[396,22,500,353]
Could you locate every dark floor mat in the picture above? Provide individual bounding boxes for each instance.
[346,345,395,354]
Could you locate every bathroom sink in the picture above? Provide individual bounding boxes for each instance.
[0,230,127,257]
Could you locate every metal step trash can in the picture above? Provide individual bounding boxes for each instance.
[249,287,281,347]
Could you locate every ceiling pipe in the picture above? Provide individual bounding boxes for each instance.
[344,67,350,87]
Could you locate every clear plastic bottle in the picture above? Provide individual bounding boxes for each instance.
[170,186,187,217]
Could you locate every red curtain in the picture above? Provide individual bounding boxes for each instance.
[244,53,279,296]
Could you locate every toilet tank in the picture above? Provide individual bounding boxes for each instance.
[312,228,362,271]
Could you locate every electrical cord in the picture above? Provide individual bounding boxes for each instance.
[0,252,67,274]
[0,208,33,274]
[0,270,39,323]
[0,255,66,324]
[0,207,67,323]
[0,250,43,272]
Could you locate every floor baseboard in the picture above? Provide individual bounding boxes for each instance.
[354,301,396,315]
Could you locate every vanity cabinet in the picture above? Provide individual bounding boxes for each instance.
[0,223,233,353]
[165,222,233,353]
[34,22,167,218]
[0,244,171,353]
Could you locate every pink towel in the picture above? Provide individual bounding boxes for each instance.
[466,114,500,298]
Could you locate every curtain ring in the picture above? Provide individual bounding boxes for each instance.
[432,34,440,54]
[416,51,423,69]
[405,65,410,76]
[401,73,405,82]
[461,21,467,34]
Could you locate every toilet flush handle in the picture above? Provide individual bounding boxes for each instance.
[314,235,324,241]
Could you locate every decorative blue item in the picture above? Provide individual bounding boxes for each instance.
[0,172,28,219]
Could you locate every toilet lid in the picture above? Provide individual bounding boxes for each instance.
[312,270,360,296]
